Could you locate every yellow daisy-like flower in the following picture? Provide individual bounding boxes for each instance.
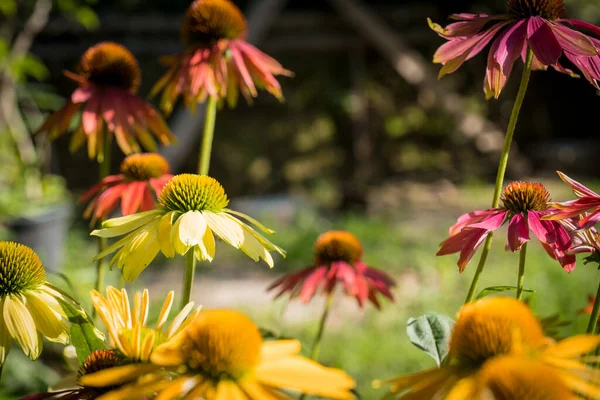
[91,174,285,282]
[80,309,356,399]
[378,297,600,399]
[91,286,201,362]
[0,241,70,366]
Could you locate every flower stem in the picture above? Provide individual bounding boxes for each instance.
[464,48,534,304]
[299,294,335,400]
[516,242,528,300]
[587,280,600,334]
[94,134,112,315]
[181,251,197,310]
[198,96,218,176]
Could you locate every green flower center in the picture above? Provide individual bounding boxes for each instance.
[120,153,170,181]
[501,182,550,214]
[506,0,565,20]
[158,174,229,213]
[182,0,248,46]
[0,241,46,297]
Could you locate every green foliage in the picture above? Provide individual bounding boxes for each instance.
[406,313,454,366]
[0,174,70,219]
[475,285,535,300]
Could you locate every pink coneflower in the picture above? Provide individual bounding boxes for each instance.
[80,153,172,224]
[150,0,293,114]
[267,231,395,309]
[429,0,600,99]
[36,42,176,161]
[545,171,600,230]
[438,181,575,272]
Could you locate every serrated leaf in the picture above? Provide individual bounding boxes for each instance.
[475,286,535,300]
[48,283,105,364]
[407,313,454,366]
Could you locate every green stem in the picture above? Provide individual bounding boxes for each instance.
[464,48,534,304]
[299,294,335,400]
[181,251,197,310]
[587,280,600,334]
[197,96,218,175]
[516,242,528,300]
[94,135,111,312]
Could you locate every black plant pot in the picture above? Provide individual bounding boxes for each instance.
[7,202,72,272]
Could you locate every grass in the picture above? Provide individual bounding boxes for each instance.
[2,177,600,399]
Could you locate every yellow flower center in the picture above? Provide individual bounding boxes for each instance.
[314,231,363,265]
[182,0,247,46]
[78,42,141,92]
[501,182,550,214]
[506,0,565,20]
[158,174,229,213]
[0,241,46,297]
[448,297,547,367]
[120,153,170,181]
[182,309,262,379]
[78,349,122,378]
[480,356,574,400]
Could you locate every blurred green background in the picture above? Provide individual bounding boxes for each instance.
[2,0,600,398]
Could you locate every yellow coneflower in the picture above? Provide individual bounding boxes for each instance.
[80,309,356,399]
[91,174,285,282]
[151,0,293,114]
[377,297,600,399]
[91,286,201,362]
[36,42,176,161]
[0,242,70,366]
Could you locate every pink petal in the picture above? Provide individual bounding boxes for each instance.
[300,266,327,303]
[527,17,562,66]
[549,23,598,56]
[507,213,530,252]
[428,14,496,38]
[438,228,482,256]
[334,262,357,295]
[580,208,600,230]
[467,210,508,231]
[528,211,557,244]
[71,87,94,103]
[486,20,527,99]
[559,19,600,39]
[557,171,600,198]
[458,229,489,272]
[449,209,499,235]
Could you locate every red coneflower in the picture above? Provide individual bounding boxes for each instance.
[438,181,575,272]
[37,42,176,161]
[268,231,395,309]
[545,171,600,230]
[151,0,293,114]
[429,0,600,99]
[80,153,172,224]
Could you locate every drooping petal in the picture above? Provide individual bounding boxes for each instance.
[507,213,530,252]
[4,295,41,360]
[528,210,557,244]
[24,292,69,344]
[549,22,598,56]
[299,266,327,303]
[260,340,301,362]
[0,299,12,366]
[486,20,527,99]
[457,229,490,272]
[203,211,244,247]
[527,16,562,66]
[448,209,498,236]
[467,210,508,231]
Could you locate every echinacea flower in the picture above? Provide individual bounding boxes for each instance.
[92,174,285,281]
[438,181,575,272]
[21,350,127,400]
[545,171,600,230]
[91,286,201,362]
[151,0,293,114]
[80,153,173,224]
[554,216,600,265]
[0,241,71,367]
[377,297,600,399]
[429,0,600,99]
[268,231,395,309]
[80,309,356,400]
[36,42,176,161]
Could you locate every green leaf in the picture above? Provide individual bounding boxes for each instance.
[475,286,535,300]
[48,283,105,364]
[74,7,100,30]
[0,0,16,16]
[406,313,454,366]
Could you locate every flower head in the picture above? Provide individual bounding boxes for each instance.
[429,0,600,99]
[91,174,285,282]
[268,231,395,309]
[378,297,600,399]
[80,153,173,224]
[81,309,356,400]
[91,286,201,362]
[151,0,293,114]
[545,171,600,230]
[438,181,575,272]
[36,42,176,161]
[0,242,74,367]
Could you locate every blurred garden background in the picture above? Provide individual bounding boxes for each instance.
[2,0,600,398]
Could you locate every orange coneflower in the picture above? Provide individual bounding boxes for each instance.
[37,42,176,161]
[151,0,293,114]
[80,153,173,225]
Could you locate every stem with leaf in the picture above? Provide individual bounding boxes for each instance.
[464,48,534,303]
[94,135,111,300]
